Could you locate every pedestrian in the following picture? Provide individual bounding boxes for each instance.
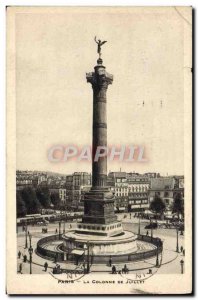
[82,260,85,267]
[23,254,27,263]
[109,257,112,267]
[130,213,131,219]
[146,230,149,236]
[44,262,48,272]
[55,228,58,234]
[148,269,152,274]
[69,224,72,229]
[183,249,185,256]
[112,265,116,274]
[18,251,21,259]
[76,257,79,266]
[122,264,128,274]
[180,246,183,253]
[19,263,23,274]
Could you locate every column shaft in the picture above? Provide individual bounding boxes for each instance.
[92,84,107,188]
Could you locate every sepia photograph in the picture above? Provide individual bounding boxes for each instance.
[6,6,192,294]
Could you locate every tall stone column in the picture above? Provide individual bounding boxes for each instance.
[86,57,113,189]
[76,55,123,237]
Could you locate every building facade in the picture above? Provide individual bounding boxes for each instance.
[59,188,67,205]
[148,177,184,210]
[108,172,129,212]
[66,172,91,210]
[128,176,150,211]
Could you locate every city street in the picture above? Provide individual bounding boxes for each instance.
[17,213,185,275]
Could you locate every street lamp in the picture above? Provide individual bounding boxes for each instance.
[63,207,66,234]
[85,241,90,274]
[150,218,153,241]
[138,203,141,236]
[25,221,28,249]
[176,226,179,253]
[59,220,61,239]
[156,240,159,267]
[28,234,33,274]
[180,259,184,274]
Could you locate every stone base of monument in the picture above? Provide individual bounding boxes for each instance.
[62,230,138,263]
[75,221,123,237]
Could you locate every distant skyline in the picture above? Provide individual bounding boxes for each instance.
[16,168,184,177]
[16,7,186,176]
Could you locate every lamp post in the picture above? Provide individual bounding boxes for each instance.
[25,221,28,249]
[138,203,141,236]
[63,218,66,234]
[180,259,184,274]
[59,220,61,239]
[28,234,33,274]
[156,240,159,267]
[86,241,90,274]
[176,226,179,253]
[63,207,66,234]
[150,218,153,241]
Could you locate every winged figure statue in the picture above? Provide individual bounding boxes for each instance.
[94,36,107,57]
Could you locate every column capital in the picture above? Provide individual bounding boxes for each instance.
[86,66,113,87]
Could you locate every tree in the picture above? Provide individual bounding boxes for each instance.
[36,187,51,208]
[16,192,27,217]
[150,194,166,221]
[172,192,184,220]
[50,192,61,209]
[21,187,41,214]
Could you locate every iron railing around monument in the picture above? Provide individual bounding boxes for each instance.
[36,233,163,263]
[127,234,163,262]
[36,234,64,261]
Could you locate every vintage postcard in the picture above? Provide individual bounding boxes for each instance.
[6,6,192,294]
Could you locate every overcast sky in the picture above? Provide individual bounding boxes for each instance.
[15,7,191,175]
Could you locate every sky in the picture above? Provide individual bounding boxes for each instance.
[15,7,191,176]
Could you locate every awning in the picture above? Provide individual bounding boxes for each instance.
[71,249,84,256]
[144,210,154,215]
[144,209,152,213]
[114,207,126,211]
